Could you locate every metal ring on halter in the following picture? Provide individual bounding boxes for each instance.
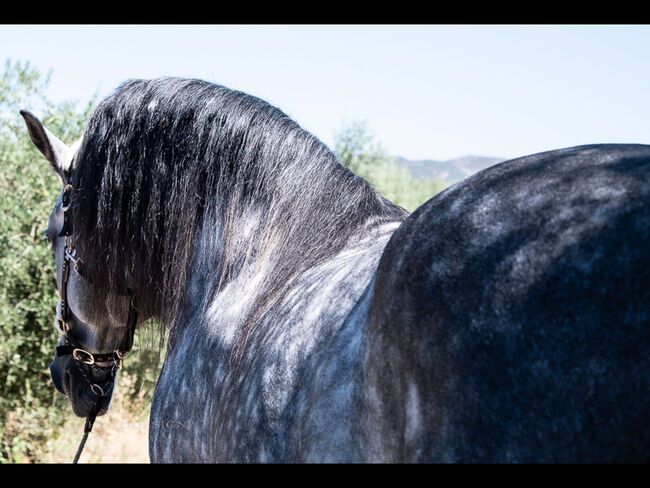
[114,349,126,361]
[72,348,96,365]
[65,245,82,270]
[61,184,72,210]
[90,383,105,397]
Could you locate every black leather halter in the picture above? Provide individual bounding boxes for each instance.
[55,184,138,367]
[54,183,139,463]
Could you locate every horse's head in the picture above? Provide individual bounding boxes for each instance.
[21,111,139,418]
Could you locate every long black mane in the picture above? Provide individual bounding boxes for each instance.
[69,77,406,333]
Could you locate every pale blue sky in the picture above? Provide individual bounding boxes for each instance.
[2,24,649,161]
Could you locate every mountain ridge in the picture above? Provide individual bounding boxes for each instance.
[395,155,504,183]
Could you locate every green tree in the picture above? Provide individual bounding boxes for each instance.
[0,59,165,463]
[333,120,448,212]
[0,59,96,462]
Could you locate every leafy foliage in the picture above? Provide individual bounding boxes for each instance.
[333,120,448,212]
[0,59,97,462]
[0,59,166,463]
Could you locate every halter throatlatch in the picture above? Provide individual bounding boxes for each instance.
[54,183,139,463]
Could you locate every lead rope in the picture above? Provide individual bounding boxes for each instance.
[72,402,100,464]
[71,372,114,463]
[65,317,134,463]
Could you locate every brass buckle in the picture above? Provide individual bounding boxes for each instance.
[58,318,70,333]
[61,184,72,210]
[113,349,125,369]
[72,348,95,365]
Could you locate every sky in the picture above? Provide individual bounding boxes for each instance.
[2,24,650,162]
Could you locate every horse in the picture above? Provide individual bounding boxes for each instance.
[22,77,649,462]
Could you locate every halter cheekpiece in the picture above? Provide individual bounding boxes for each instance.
[56,184,138,366]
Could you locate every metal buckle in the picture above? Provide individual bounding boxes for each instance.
[61,184,72,211]
[113,349,125,369]
[58,317,70,333]
[72,348,95,365]
[65,245,82,269]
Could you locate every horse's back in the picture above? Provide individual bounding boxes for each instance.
[364,144,650,462]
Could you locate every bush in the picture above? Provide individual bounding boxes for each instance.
[333,120,448,212]
[0,59,98,462]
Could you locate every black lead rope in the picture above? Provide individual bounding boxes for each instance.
[69,359,124,463]
[70,362,120,463]
[72,401,101,464]
[70,362,117,463]
[64,309,137,463]
[68,349,129,463]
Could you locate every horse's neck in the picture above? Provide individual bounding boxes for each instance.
[182,214,402,351]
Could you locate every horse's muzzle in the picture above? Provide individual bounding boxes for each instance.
[50,349,115,418]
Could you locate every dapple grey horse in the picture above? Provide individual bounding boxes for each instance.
[23,78,649,462]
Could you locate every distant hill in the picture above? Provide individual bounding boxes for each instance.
[395,155,504,183]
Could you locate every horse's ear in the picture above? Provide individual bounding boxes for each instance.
[20,110,75,178]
